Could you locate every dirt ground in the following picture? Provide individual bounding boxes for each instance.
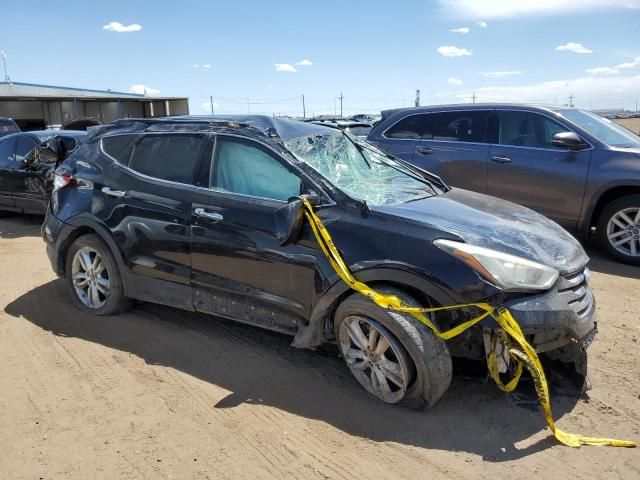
[0,214,639,480]
[614,117,640,135]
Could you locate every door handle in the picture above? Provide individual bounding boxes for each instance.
[416,147,435,155]
[101,187,127,198]
[490,156,512,164]
[194,207,223,222]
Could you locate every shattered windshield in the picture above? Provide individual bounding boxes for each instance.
[284,131,440,206]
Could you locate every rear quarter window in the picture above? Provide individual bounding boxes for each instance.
[101,135,139,164]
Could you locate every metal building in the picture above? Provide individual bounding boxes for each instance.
[0,81,189,130]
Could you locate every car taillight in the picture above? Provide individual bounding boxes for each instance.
[53,173,73,193]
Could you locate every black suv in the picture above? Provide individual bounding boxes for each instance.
[368,104,640,264]
[43,116,595,408]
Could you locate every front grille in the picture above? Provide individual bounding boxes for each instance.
[557,266,594,318]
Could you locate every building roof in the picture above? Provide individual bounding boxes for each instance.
[0,82,187,101]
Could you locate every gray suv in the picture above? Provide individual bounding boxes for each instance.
[368,105,640,264]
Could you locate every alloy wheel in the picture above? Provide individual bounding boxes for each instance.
[71,246,110,308]
[338,315,412,404]
[606,207,640,257]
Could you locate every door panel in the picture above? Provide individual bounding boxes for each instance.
[412,110,490,192]
[189,135,318,332]
[487,111,591,226]
[0,137,17,209]
[95,133,207,288]
[12,136,47,213]
[412,141,489,192]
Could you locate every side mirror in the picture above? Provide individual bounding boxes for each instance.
[552,131,587,150]
[275,198,305,246]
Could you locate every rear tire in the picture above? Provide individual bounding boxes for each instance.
[65,234,131,315]
[597,194,640,265]
[334,288,452,409]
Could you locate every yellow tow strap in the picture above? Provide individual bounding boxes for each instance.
[301,197,635,448]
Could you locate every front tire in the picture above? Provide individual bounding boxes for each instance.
[597,194,640,265]
[334,289,452,409]
[65,234,131,315]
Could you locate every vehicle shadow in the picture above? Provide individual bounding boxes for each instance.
[5,279,584,462]
[584,243,640,280]
[0,214,44,239]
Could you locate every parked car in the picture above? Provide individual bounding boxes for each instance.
[0,117,20,138]
[43,115,595,408]
[0,130,86,215]
[310,118,372,138]
[350,113,381,124]
[368,104,640,264]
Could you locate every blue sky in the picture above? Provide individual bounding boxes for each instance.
[2,0,640,115]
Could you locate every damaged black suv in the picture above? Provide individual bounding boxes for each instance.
[42,116,596,408]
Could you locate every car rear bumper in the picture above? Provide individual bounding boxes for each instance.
[502,266,596,353]
[42,207,69,276]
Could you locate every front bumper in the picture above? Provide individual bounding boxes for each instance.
[502,266,596,353]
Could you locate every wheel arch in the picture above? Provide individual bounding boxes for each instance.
[582,182,640,235]
[57,218,129,291]
[292,267,457,349]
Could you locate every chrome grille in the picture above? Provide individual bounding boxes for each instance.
[557,266,594,318]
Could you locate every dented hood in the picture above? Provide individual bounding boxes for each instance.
[374,188,588,274]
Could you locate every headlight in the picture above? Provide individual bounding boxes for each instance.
[433,239,559,291]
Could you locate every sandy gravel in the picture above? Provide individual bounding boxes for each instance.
[0,214,639,479]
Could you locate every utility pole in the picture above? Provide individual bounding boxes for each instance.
[568,93,574,108]
[302,94,306,119]
[339,92,344,117]
[415,89,420,107]
[209,95,215,115]
[0,51,11,84]
[472,92,476,104]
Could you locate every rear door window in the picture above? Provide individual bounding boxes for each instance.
[15,137,38,163]
[431,111,488,143]
[0,137,16,166]
[127,134,206,185]
[211,137,301,201]
[385,114,433,139]
[498,111,568,149]
[0,119,19,138]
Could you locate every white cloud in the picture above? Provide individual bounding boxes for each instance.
[193,64,212,69]
[556,42,593,54]
[437,45,473,57]
[450,27,469,33]
[482,70,523,78]
[438,0,640,19]
[476,21,488,28]
[455,74,640,106]
[448,77,463,85]
[616,57,640,69]
[586,67,620,76]
[584,57,640,76]
[295,59,313,66]
[275,63,297,72]
[102,21,142,33]
[128,84,160,95]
